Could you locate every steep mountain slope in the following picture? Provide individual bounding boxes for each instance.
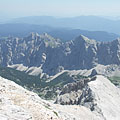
[56,75,120,120]
[0,66,71,100]
[0,74,120,119]
[0,76,101,120]
[0,76,61,120]
[1,33,120,75]
[64,64,120,79]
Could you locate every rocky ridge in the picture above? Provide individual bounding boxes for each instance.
[0,32,120,76]
[0,74,120,120]
[55,75,120,120]
[0,76,103,120]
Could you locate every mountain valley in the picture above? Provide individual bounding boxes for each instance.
[0,32,120,120]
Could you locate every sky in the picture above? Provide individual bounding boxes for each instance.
[0,0,120,20]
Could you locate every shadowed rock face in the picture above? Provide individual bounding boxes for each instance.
[1,33,120,75]
[55,75,120,120]
[55,77,93,106]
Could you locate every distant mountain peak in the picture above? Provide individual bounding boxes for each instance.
[43,32,49,36]
[78,34,89,40]
[40,32,54,39]
[73,34,97,45]
[116,37,120,42]
[27,32,39,39]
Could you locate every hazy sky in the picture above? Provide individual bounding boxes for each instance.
[0,0,120,19]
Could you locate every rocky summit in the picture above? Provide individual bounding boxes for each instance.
[55,75,120,120]
[0,33,120,76]
[0,74,120,120]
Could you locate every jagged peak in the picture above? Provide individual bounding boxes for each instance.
[110,37,120,45]
[39,33,62,48]
[40,33,62,43]
[115,37,120,43]
[78,35,90,41]
[43,32,49,36]
[73,34,97,45]
[40,32,54,39]
[26,32,39,39]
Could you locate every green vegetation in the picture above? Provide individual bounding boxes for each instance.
[46,72,74,87]
[108,76,120,86]
[0,66,89,100]
[43,72,74,99]
[44,105,51,110]
[0,66,74,99]
[53,111,58,117]
[0,66,41,87]
[72,74,88,80]
[0,66,48,98]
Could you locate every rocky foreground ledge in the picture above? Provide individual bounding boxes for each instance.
[0,75,120,120]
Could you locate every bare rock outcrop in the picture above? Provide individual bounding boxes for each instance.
[1,33,120,76]
[0,76,102,120]
[55,75,120,120]
[0,76,61,120]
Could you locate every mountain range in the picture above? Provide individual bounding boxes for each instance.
[0,26,120,119]
[7,16,120,34]
[0,32,120,76]
[0,72,120,120]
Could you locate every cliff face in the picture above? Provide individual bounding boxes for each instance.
[1,33,120,75]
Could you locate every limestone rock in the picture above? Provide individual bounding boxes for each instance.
[0,75,102,120]
[55,75,120,120]
[0,76,61,120]
[1,33,120,75]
